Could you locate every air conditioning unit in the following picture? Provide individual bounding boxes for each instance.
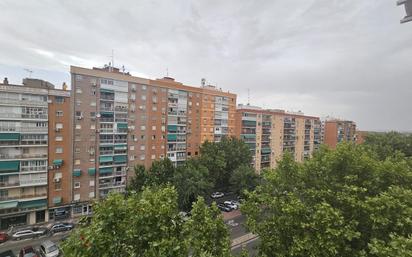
[55,128,61,132]
[54,178,61,183]
[89,151,95,156]
[48,166,54,170]
[96,113,101,118]
[77,116,83,120]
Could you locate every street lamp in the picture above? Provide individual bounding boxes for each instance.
[397,0,412,23]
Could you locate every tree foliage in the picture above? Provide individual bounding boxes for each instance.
[229,164,259,197]
[364,131,412,160]
[200,136,253,190]
[61,187,232,257]
[242,143,412,257]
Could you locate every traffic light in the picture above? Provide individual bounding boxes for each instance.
[397,0,412,23]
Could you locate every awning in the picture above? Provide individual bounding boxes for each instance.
[100,111,114,117]
[0,133,20,141]
[261,148,271,154]
[114,155,127,163]
[117,123,128,129]
[114,144,127,150]
[88,168,96,176]
[167,125,178,131]
[167,134,177,141]
[0,201,18,210]
[99,156,113,163]
[53,159,63,166]
[18,199,47,209]
[100,88,114,94]
[0,161,20,173]
[52,197,62,204]
[73,169,82,177]
[99,167,113,175]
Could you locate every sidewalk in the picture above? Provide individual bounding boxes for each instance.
[222,209,242,220]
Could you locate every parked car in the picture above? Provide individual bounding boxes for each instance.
[217,203,232,212]
[49,222,74,234]
[19,246,38,257]
[211,192,225,199]
[12,227,48,240]
[0,231,8,243]
[39,240,59,257]
[0,250,16,257]
[223,201,238,210]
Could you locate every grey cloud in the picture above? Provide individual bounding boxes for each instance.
[0,0,411,131]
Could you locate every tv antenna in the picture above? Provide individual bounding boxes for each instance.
[24,69,33,78]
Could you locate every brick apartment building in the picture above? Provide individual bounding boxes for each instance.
[69,65,236,215]
[235,104,321,172]
[0,78,71,229]
[322,119,357,149]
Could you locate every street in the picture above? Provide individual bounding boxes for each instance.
[0,231,70,256]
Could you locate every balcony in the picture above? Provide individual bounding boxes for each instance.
[20,178,47,186]
[0,113,48,120]
[0,153,47,160]
[0,98,47,107]
[20,140,48,146]
[0,181,20,188]
[0,126,48,133]
[114,139,127,144]
[20,165,47,173]
[0,193,47,201]
[98,181,126,189]
[99,170,127,178]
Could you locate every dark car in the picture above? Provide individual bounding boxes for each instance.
[49,222,74,234]
[0,250,16,257]
[217,203,232,212]
[0,231,8,243]
[19,246,38,257]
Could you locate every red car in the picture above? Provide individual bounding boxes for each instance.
[19,246,38,257]
[0,232,8,243]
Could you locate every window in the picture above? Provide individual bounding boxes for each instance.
[56,111,63,117]
[54,182,61,190]
[76,100,81,106]
[75,159,80,165]
[140,155,145,160]
[141,125,146,130]
[56,123,63,129]
[152,106,157,111]
[141,95,146,101]
[89,192,95,198]
[55,147,63,154]
[74,194,80,201]
[90,124,95,130]
[89,180,95,187]
[56,97,64,104]
[55,136,63,141]
[140,135,145,140]
[151,154,156,160]
[152,135,156,140]
[129,145,135,150]
[75,148,80,153]
[142,85,147,90]
[140,145,145,150]
[90,102,96,106]
[76,124,81,130]
[90,112,96,118]
[73,205,82,214]
[130,155,135,161]
[74,182,80,189]
[152,126,156,131]
[76,88,82,94]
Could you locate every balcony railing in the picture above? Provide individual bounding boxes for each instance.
[99,171,127,178]
[0,181,20,187]
[0,98,47,107]
[20,140,48,146]
[0,113,48,120]
[20,178,47,186]
[0,126,48,133]
[0,153,47,160]
[98,181,126,189]
[0,193,47,201]
[20,166,47,172]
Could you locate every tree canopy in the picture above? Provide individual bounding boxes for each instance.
[364,131,412,160]
[61,187,232,257]
[242,143,412,257]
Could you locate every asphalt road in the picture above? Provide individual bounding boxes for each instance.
[232,237,260,256]
[0,231,70,256]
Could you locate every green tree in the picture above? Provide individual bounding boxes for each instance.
[229,164,259,197]
[127,164,148,192]
[242,143,412,257]
[364,131,412,160]
[200,136,253,190]
[185,197,232,257]
[62,187,233,257]
[173,159,213,211]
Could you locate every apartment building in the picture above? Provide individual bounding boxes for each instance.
[70,65,236,214]
[235,104,321,172]
[0,78,71,229]
[323,119,357,149]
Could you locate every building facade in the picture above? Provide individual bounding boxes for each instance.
[0,79,71,229]
[323,119,357,149]
[235,104,321,172]
[70,66,236,215]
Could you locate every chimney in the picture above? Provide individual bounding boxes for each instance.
[3,77,8,85]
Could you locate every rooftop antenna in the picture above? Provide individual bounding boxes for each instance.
[108,50,114,72]
[24,69,33,78]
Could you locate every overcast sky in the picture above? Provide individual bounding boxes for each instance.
[0,0,410,131]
